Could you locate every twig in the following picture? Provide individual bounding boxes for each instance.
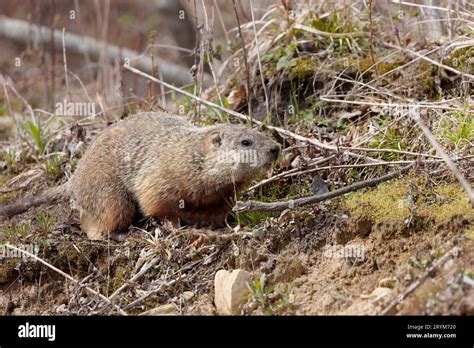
[61,27,71,100]
[213,0,230,46]
[108,257,160,301]
[201,0,225,109]
[379,245,461,315]
[384,42,474,80]
[246,155,335,192]
[250,0,270,117]
[4,243,127,316]
[367,0,377,68]
[339,146,441,159]
[232,0,253,121]
[233,163,415,212]
[388,0,471,17]
[124,275,184,310]
[409,108,474,207]
[319,96,471,113]
[1,82,20,137]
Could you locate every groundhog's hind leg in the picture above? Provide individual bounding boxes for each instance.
[79,192,136,240]
[79,208,104,240]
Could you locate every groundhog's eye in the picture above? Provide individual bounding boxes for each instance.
[241,140,252,146]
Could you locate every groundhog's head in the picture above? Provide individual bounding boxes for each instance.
[204,124,280,183]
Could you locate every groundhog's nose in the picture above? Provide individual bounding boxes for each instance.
[269,145,280,160]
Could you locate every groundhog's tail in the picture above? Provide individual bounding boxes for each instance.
[0,182,70,219]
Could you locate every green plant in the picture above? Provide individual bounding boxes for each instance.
[36,212,55,233]
[246,274,273,311]
[439,109,474,150]
[369,117,415,160]
[307,11,365,53]
[245,274,295,315]
[2,223,29,241]
[2,146,20,173]
[22,116,54,155]
[42,156,63,178]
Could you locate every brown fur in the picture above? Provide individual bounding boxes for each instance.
[71,112,279,239]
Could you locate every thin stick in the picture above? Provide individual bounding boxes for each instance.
[61,27,71,100]
[213,0,230,46]
[201,0,224,108]
[409,108,474,207]
[281,157,470,179]
[250,0,270,117]
[367,0,377,68]
[4,243,127,316]
[124,275,184,310]
[385,42,474,80]
[388,0,471,17]
[339,146,441,159]
[379,245,461,316]
[246,155,336,192]
[319,96,471,112]
[108,257,160,301]
[233,163,415,212]
[232,0,252,121]
[2,82,20,138]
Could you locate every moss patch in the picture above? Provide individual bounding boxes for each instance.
[289,57,318,80]
[442,47,474,73]
[345,179,473,226]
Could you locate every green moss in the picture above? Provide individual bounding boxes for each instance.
[417,60,438,98]
[331,56,406,81]
[345,180,473,226]
[377,59,406,76]
[346,180,410,224]
[442,47,474,72]
[103,266,130,296]
[289,57,318,80]
[430,184,474,224]
[0,259,18,283]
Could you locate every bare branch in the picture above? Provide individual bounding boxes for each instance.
[234,163,415,213]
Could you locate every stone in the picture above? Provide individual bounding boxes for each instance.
[182,291,195,301]
[139,303,177,316]
[378,277,397,289]
[361,287,394,305]
[214,269,252,315]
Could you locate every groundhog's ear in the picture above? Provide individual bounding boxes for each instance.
[209,131,222,147]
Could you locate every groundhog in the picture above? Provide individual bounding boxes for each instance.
[69,112,279,239]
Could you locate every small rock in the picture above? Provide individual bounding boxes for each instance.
[214,269,252,315]
[443,259,455,272]
[378,277,397,289]
[182,291,195,301]
[309,175,329,195]
[55,304,68,314]
[462,274,474,287]
[361,287,393,305]
[139,303,177,316]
